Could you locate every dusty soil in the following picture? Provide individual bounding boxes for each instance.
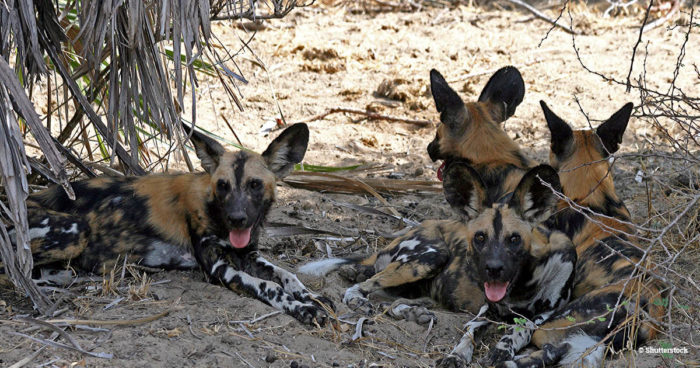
[2,2,698,367]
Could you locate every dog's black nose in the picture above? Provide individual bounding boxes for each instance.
[228,212,247,227]
[485,260,504,279]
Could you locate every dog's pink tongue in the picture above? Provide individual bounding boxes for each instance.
[229,228,252,249]
[437,161,446,181]
[484,282,509,302]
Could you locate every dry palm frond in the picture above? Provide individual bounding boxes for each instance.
[211,0,313,20]
[285,171,442,195]
[0,0,75,311]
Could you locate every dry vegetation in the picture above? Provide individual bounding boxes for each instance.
[0,0,698,367]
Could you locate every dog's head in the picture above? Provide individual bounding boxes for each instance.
[184,123,309,249]
[442,162,561,303]
[427,67,526,181]
[540,101,632,204]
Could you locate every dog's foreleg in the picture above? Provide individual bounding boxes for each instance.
[209,258,327,325]
[436,304,489,367]
[194,237,327,326]
[249,254,335,310]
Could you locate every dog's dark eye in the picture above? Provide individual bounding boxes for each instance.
[217,180,230,193]
[509,234,521,246]
[248,179,262,191]
[473,232,487,246]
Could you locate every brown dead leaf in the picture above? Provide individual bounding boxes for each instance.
[360,136,378,148]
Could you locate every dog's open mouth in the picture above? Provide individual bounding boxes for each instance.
[229,227,252,249]
[437,161,446,181]
[484,281,510,302]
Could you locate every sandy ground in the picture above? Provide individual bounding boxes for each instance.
[2,2,699,367]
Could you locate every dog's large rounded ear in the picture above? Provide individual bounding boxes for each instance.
[540,100,573,158]
[182,123,225,174]
[430,69,468,131]
[442,162,487,220]
[478,66,525,122]
[509,165,562,223]
[262,123,310,178]
[596,102,633,156]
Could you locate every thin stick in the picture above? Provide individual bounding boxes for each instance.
[221,115,244,147]
[292,107,434,127]
[16,317,85,352]
[352,317,367,341]
[187,314,203,339]
[626,0,655,93]
[8,346,46,368]
[229,310,282,324]
[503,0,580,35]
[46,309,171,326]
[9,332,113,359]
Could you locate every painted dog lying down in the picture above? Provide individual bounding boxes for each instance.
[3,123,331,325]
[300,163,577,366]
[499,102,666,367]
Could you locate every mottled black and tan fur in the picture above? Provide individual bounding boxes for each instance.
[300,164,576,366]
[499,102,665,368]
[428,66,535,202]
[2,123,330,325]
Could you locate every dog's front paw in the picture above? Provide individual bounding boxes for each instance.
[342,284,373,314]
[436,354,468,368]
[292,303,328,326]
[295,291,336,312]
[311,293,336,312]
[482,347,513,366]
[387,303,436,325]
[345,295,374,315]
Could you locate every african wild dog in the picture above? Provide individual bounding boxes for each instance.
[2,123,330,325]
[428,66,535,202]
[300,163,576,366]
[499,102,665,367]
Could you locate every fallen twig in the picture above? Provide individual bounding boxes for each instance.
[46,309,171,326]
[352,317,367,341]
[285,171,442,196]
[16,317,85,352]
[8,346,46,368]
[503,0,580,35]
[187,314,203,339]
[9,332,113,359]
[292,107,434,127]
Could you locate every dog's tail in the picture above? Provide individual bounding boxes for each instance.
[298,253,379,277]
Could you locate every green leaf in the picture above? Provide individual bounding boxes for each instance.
[565,316,576,323]
[652,298,669,307]
[497,324,507,330]
[597,317,606,322]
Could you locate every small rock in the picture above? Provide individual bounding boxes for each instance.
[290,361,299,368]
[265,353,277,363]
